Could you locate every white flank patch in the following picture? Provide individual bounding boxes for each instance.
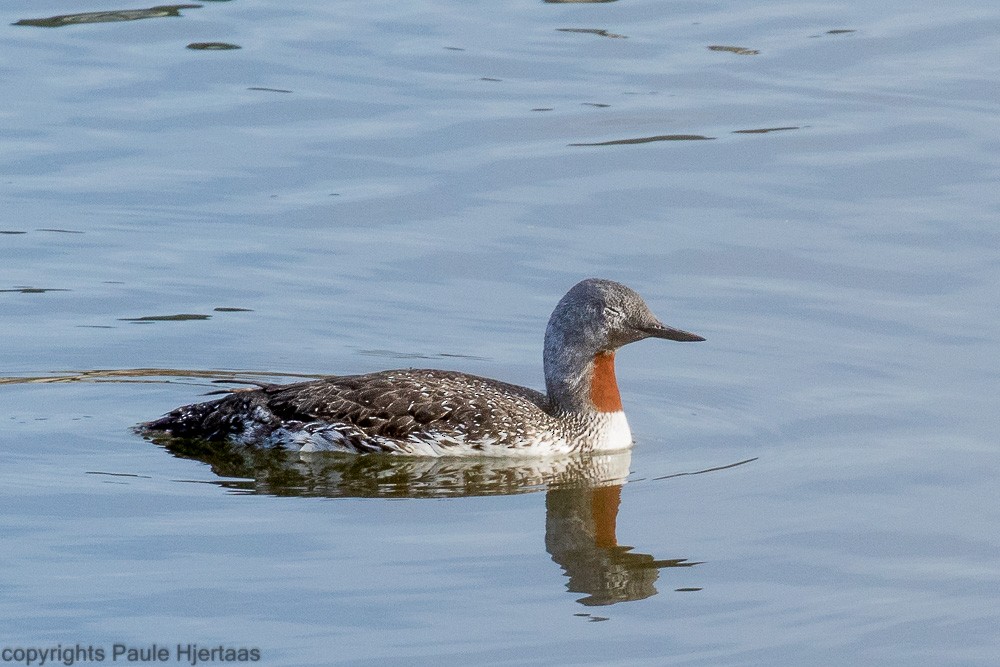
[293,428,355,453]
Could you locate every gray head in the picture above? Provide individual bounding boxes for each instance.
[543,278,703,411]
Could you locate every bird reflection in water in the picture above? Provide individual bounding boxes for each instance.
[151,435,707,606]
[546,483,700,606]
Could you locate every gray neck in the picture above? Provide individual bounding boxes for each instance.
[543,320,596,414]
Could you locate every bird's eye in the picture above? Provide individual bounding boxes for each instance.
[605,306,624,320]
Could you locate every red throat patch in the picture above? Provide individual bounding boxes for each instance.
[590,352,623,412]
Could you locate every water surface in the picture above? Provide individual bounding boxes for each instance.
[2,0,999,664]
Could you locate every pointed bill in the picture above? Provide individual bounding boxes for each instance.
[638,322,705,342]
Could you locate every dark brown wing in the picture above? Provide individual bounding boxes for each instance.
[261,369,550,442]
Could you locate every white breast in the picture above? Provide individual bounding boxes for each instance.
[589,411,633,452]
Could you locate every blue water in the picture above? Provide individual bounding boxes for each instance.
[2,0,999,664]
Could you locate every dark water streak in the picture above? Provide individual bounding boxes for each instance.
[13,4,202,28]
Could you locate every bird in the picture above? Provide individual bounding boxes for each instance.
[139,278,704,456]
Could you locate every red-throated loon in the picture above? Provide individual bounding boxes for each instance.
[139,279,704,456]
